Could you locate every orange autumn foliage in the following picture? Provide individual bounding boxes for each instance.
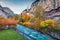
[0,18,18,25]
[22,13,29,21]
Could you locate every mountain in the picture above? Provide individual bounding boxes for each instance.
[45,7,60,20]
[31,0,60,11]
[0,5,15,18]
[29,0,60,13]
[29,0,60,21]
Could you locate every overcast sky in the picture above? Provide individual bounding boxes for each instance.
[0,0,35,14]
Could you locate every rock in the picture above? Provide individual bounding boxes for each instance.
[29,0,60,21]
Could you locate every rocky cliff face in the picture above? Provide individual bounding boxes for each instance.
[0,5,15,18]
[29,0,60,21]
[31,0,60,11]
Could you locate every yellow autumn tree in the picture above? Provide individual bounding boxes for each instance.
[21,13,30,22]
[30,5,46,30]
[40,20,55,29]
[34,5,46,20]
[33,17,41,30]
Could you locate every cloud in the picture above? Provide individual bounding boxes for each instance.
[0,0,34,14]
[0,1,24,14]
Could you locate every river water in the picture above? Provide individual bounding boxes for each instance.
[16,24,53,40]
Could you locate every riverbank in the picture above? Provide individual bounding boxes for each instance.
[18,24,60,40]
[39,29,60,40]
[0,29,25,40]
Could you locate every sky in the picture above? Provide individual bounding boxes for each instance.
[0,0,35,14]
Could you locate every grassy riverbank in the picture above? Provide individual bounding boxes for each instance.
[0,29,25,40]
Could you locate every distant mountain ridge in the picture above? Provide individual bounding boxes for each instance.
[0,5,15,18]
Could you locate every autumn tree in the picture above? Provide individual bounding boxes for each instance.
[19,16,24,22]
[33,17,41,30]
[29,5,47,30]
[34,5,46,20]
[21,13,30,22]
[13,14,19,20]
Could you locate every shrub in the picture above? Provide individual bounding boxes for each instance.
[23,22,33,27]
[40,21,49,28]
[0,25,6,30]
[40,20,55,29]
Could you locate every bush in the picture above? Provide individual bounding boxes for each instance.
[23,22,33,27]
[40,20,55,29]
[0,25,6,30]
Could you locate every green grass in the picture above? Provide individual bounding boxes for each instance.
[0,29,26,40]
